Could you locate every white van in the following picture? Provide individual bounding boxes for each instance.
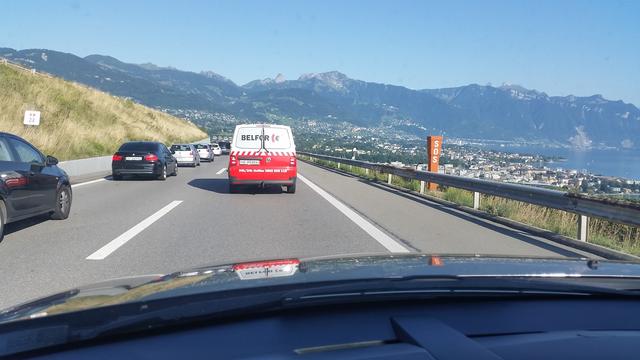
[227,124,297,193]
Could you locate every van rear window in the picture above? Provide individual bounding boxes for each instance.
[234,127,292,150]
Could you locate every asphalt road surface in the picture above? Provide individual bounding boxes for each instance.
[0,156,596,309]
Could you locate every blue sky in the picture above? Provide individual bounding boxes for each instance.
[2,0,639,105]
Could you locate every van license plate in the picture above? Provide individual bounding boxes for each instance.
[240,159,260,165]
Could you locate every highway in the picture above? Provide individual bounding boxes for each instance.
[0,156,596,309]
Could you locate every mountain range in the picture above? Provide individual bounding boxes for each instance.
[1,47,638,149]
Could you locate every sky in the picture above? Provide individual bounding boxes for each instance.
[2,0,639,105]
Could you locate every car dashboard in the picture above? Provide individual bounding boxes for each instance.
[16,296,640,359]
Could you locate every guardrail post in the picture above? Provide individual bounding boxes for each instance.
[420,181,426,194]
[578,215,589,242]
[365,168,369,176]
[473,192,480,210]
[388,173,393,185]
[337,162,341,169]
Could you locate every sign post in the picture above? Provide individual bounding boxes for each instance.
[426,135,443,191]
[23,110,41,126]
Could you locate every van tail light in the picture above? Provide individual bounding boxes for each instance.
[112,154,123,161]
[230,155,237,166]
[290,156,296,166]
[145,154,159,162]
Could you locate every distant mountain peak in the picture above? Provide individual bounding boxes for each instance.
[200,70,223,78]
[274,73,286,83]
[138,62,164,70]
[298,71,350,91]
[299,71,348,81]
[499,83,547,100]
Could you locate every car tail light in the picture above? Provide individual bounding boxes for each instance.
[112,154,123,161]
[230,155,237,166]
[145,154,159,162]
[290,156,296,166]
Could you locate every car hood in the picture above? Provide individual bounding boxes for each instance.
[2,254,640,323]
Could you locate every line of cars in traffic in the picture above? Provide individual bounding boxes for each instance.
[111,141,226,180]
[0,129,287,240]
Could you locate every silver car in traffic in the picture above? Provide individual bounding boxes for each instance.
[211,143,222,156]
[194,144,214,162]
[170,144,200,167]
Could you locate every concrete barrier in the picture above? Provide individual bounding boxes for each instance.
[58,156,112,184]
[58,138,210,184]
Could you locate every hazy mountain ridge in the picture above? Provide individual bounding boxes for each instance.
[1,47,638,148]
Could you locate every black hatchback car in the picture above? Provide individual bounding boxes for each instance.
[0,132,72,241]
[111,141,178,180]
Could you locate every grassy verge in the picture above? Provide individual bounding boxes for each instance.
[301,155,640,256]
[0,63,207,160]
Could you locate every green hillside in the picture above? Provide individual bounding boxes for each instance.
[0,63,206,160]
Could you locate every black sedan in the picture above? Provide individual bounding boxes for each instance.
[0,132,72,241]
[111,142,178,180]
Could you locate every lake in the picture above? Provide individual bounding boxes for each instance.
[482,144,640,180]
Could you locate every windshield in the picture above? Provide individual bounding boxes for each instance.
[1,0,639,331]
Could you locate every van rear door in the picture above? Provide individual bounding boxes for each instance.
[230,125,296,182]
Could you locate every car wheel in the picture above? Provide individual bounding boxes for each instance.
[158,165,167,180]
[287,182,296,194]
[51,185,72,220]
[171,164,178,176]
[112,173,122,181]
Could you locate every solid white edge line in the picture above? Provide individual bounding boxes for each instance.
[86,200,183,260]
[297,174,409,253]
[71,178,106,188]
[216,167,227,175]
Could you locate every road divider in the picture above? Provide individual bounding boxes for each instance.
[298,174,409,253]
[86,200,183,260]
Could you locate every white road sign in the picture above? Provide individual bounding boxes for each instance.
[23,110,41,126]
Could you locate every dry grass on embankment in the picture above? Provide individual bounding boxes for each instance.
[0,63,207,160]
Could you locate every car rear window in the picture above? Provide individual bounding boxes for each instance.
[218,142,230,148]
[194,144,208,149]
[234,127,292,150]
[171,144,191,151]
[119,142,158,151]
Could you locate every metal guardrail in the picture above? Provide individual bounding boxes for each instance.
[298,152,640,242]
